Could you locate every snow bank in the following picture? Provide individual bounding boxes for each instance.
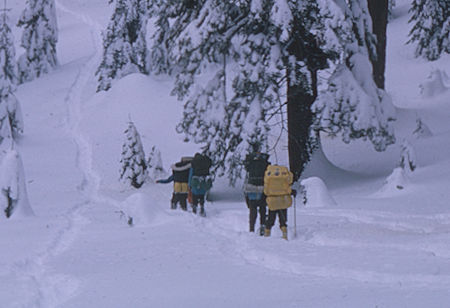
[374,167,408,197]
[121,192,160,226]
[420,69,450,98]
[300,177,337,208]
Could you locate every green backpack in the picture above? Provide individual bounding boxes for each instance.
[191,175,213,191]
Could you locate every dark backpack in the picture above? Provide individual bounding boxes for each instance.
[244,153,269,186]
[191,153,212,176]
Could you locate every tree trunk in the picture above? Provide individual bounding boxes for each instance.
[287,71,316,182]
[368,0,388,89]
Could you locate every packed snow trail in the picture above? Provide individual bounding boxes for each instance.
[56,0,135,221]
[9,2,128,307]
[191,203,450,289]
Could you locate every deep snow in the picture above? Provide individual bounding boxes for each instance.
[1,0,450,307]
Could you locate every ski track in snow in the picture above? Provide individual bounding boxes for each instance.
[10,2,128,307]
[56,1,134,218]
[191,206,450,289]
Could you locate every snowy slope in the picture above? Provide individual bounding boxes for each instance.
[1,0,450,307]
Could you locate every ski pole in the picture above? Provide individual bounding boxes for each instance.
[293,195,297,238]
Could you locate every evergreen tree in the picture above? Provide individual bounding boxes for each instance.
[413,116,432,138]
[0,10,24,142]
[313,0,395,152]
[147,145,165,181]
[119,121,147,188]
[151,0,331,183]
[408,0,450,61]
[96,0,149,92]
[0,148,34,219]
[0,103,12,151]
[388,0,396,20]
[399,139,416,173]
[17,0,58,83]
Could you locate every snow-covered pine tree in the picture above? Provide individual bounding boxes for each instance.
[119,121,147,188]
[151,0,331,183]
[147,145,165,181]
[313,0,396,153]
[0,148,34,219]
[388,0,396,20]
[17,0,58,83]
[408,0,450,61]
[413,116,432,138]
[399,139,416,173]
[96,0,149,92]
[162,0,256,182]
[0,103,12,151]
[149,0,211,75]
[0,9,24,141]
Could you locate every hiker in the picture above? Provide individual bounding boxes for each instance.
[243,151,270,235]
[188,153,212,216]
[156,157,193,211]
[263,165,297,240]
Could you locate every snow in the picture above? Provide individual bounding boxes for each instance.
[1,0,450,307]
[301,177,337,208]
[420,68,450,98]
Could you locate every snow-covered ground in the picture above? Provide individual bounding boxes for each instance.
[1,0,450,307]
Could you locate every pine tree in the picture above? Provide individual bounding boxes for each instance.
[0,148,34,219]
[388,0,396,20]
[151,0,331,183]
[413,116,432,138]
[147,145,165,181]
[408,0,450,61]
[0,10,24,142]
[119,121,147,188]
[96,0,149,92]
[17,0,58,83]
[313,0,396,152]
[399,139,416,173]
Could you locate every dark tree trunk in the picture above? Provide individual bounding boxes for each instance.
[287,70,317,182]
[368,0,389,89]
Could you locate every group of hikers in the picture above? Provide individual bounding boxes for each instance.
[157,148,296,240]
[156,153,213,217]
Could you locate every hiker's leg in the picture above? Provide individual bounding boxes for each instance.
[180,193,188,211]
[248,200,257,232]
[279,209,287,228]
[170,193,177,209]
[199,194,206,216]
[192,194,199,213]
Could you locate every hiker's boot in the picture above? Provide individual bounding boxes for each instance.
[264,228,271,237]
[200,206,206,217]
[192,205,197,214]
[259,225,265,236]
[171,202,177,210]
[249,225,255,233]
[181,204,187,211]
[281,226,288,240]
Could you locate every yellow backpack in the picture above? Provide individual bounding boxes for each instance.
[264,165,293,210]
[264,165,293,196]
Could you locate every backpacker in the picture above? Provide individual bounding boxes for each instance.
[191,153,212,176]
